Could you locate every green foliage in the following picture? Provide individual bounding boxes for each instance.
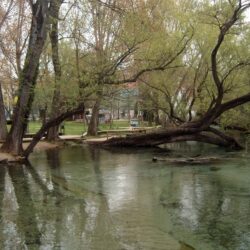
[29,0,250,129]
[220,104,250,129]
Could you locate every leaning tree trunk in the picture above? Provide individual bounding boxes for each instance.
[23,104,84,158]
[46,0,62,141]
[97,125,243,149]
[0,82,7,140]
[1,1,50,155]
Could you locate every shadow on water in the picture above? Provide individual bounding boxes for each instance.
[0,150,88,249]
[46,148,69,195]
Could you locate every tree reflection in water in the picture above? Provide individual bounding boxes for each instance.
[159,166,250,249]
[0,167,6,246]
[8,164,41,246]
[0,148,122,249]
[0,145,249,250]
[0,149,88,249]
[0,164,43,248]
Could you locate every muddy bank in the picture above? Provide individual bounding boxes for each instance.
[0,141,59,163]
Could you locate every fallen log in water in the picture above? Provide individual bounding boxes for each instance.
[152,156,226,164]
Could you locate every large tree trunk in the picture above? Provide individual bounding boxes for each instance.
[46,0,62,141]
[0,82,7,140]
[96,92,250,149]
[1,1,50,155]
[87,99,101,136]
[46,124,60,141]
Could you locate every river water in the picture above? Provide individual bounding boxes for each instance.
[0,142,249,250]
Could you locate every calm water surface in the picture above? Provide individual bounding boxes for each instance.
[0,142,249,250]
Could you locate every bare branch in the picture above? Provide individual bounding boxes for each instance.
[0,0,14,30]
[221,60,250,83]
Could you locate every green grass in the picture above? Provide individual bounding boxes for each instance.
[26,119,131,135]
[27,121,42,134]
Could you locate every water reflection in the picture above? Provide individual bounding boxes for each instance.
[0,144,249,250]
[0,167,5,223]
[160,165,250,250]
[0,164,41,249]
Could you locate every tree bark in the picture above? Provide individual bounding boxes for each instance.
[46,0,63,141]
[97,125,243,149]
[87,99,101,136]
[0,82,7,140]
[87,90,102,136]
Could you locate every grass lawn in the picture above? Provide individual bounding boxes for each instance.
[27,119,131,135]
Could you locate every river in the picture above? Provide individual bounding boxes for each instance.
[0,142,249,249]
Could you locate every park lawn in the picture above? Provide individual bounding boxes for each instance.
[27,120,131,135]
[27,121,87,135]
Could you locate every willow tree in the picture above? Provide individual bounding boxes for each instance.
[101,0,250,149]
[69,0,192,135]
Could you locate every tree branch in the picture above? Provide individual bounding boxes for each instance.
[23,103,85,158]
[104,34,192,85]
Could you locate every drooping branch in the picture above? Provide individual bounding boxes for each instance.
[221,60,250,84]
[217,92,250,116]
[206,126,243,149]
[141,78,185,124]
[23,103,85,158]
[104,46,139,77]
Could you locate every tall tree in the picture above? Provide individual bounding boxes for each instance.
[46,0,64,141]
[1,0,54,155]
[101,0,250,149]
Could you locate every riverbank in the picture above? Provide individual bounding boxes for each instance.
[0,135,111,163]
[0,141,60,163]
